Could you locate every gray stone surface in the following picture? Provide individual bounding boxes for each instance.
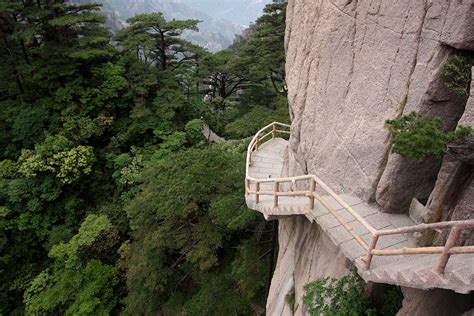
[263,1,474,313]
[397,287,474,316]
[285,0,472,210]
[202,123,224,143]
[409,198,430,224]
[450,68,474,246]
[440,1,474,50]
[452,181,474,246]
[429,68,474,246]
[266,216,350,316]
[376,49,467,213]
[247,138,474,315]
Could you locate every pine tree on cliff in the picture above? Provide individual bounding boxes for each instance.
[115,13,201,71]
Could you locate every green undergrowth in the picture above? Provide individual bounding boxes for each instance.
[303,271,403,316]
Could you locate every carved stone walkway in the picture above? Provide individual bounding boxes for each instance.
[246,138,474,293]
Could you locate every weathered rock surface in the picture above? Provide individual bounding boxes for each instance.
[266,0,474,314]
[376,56,467,213]
[439,1,474,50]
[202,123,224,143]
[266,216,349,316]
[397,287,474,316]
[450,179,474,245]
[285,0,471,209]
[417,68,474,245]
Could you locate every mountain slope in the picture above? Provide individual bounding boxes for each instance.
[89,0,271,51]
[185,0,272,27]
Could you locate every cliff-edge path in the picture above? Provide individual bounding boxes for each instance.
[245,122,474,294]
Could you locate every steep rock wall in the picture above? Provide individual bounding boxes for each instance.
[284,0,472,209]
[268,0,474,315]
[266,217,350,315]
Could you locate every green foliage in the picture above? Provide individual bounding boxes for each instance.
[303,271,376,316]
[115,12,201,70]
[385,112,472,158]
[303,272,403,316]
[18,135,96,184]
[441,55,472,100]
[201,3,289,136]
[24,215,119,315]
[224,99,290,139]
[232,3,287,96]
[79,63,128,109]
[123,143,262,314]
[62,114,114,142]
[0,1,287,313]
[185,118,205,145]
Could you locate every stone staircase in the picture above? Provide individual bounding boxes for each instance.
[358,254,474,293]
[245,125,474,294]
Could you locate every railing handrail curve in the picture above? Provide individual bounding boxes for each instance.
[245,122,474,274]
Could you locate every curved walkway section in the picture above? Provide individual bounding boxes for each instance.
[245,122,474,294]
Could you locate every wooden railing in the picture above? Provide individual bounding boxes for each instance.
[245,122,474,274]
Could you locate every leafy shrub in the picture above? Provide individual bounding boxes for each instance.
[303,271,404,316]
[24,215,119,315]
[384,112,471,159]
[303,271,375,316]
[441,55,472,100]
[185,118,205,145]
[224,101,290,139]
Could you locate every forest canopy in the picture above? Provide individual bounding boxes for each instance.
[0,1,288,314]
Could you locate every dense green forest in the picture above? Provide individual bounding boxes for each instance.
[0,1,288,314]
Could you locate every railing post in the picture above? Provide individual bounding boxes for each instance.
[273,181,280,208]
[436,226,462,274]
[272,124,276,139]
[256,135,260,150]
[309,178,315,209]
[255,182,260,204]
[364,234,379,269]
[246,179,250,194]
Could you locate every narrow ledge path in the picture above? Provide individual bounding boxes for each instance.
[245,123,474,294]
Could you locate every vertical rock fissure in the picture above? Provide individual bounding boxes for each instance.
[397,0,430,117]
[342,1,358,99]
[373,1,430,201]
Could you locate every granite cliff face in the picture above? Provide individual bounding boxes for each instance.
[284,0,472,207]
[268,0,474,315]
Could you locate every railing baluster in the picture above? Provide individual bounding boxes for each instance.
[273,181,280,208]
[365,235,379,269]
[245,122,474,274]
[255,182,260,204]
[309,178,315,209]
[436,226,462,274]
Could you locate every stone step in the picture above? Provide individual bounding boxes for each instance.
[246,138,474,294]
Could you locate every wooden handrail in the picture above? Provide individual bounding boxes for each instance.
[245,122,474,274]
[376,220,474,236]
